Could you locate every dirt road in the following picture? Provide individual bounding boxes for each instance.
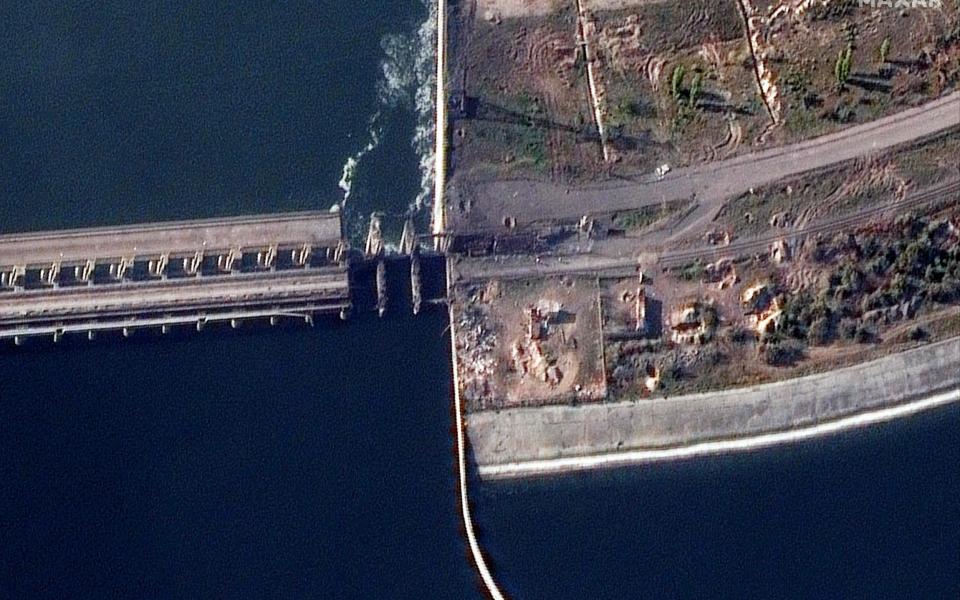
[449,177,959,283]
[449,92,960,234]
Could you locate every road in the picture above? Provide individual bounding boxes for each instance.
[0,211,342,267]
[450,177,959,283]
[449,91,960,235]
[0,268,350,339]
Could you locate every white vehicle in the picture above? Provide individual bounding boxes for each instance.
[655,163,671,179]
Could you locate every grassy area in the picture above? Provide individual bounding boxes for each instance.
[612,201,686,232]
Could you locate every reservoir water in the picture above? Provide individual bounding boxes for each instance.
[1,2,957,598]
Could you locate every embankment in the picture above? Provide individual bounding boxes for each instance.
[468,337,960,479]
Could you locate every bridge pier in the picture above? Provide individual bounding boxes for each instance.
[365,213,384,258]
[79,259,96,284]
[149,253,169,278]
[185,250,204,276]
[293,243,312,267]
[376,260,388,317]
[1,265,26,289]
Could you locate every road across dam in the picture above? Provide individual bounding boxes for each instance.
[0,211,353,343]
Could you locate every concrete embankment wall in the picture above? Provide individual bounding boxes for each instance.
[467,338,960,479]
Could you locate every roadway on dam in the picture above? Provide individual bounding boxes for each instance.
[0,211,343,267]
[0,269,350,324]
[0,211,352,341]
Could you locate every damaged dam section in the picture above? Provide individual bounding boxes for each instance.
[0,211,447,344]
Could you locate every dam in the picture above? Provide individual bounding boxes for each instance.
[0,211,443,344]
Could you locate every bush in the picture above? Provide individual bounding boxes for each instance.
[839,318,859,340]
[855,323,878,344]
[726,326,754,345]
[678,260,705,281]
[764,340,806,367]
[808,316,835,346]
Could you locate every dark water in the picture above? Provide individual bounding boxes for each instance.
[1,2,958,599]
[475,405,960,600]
[0,314,482,599]
[0,0,425,235]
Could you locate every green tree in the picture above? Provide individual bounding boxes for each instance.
[689,73,703,107]
[834,44,853,88]
[879,37,891,65]
[671,64,686,101]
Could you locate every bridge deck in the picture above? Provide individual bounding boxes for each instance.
[0,211,343,267]
[0,267,350,339]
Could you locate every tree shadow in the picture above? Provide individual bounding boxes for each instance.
[848,72,892,93]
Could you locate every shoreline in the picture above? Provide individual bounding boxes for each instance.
[467,337,960,481]
[476,387,960,480]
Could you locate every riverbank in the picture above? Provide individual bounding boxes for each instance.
[467,336,960,479]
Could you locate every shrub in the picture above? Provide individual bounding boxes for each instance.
[678,259,705,281]
[808,316,835,346]
[855,323,878,344]
[839,318,859,340]
[726,326,754,345]
[764,340,806,367]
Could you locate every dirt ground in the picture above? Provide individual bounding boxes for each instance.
[603,194,960,401]
[451,275,607,410]
[716,133,960,239]
[451,0,960,183]
[477,0,669,20]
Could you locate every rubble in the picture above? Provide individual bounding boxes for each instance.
[456,304,498,405]
[669,300,717,345]
[771,238,792,264]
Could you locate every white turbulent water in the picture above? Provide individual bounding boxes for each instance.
[338,0,436,214]
[337,113,381,202]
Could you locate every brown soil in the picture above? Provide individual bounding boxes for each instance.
[451,0,960,182]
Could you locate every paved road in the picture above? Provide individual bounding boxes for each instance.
[0,211,342,267]
[0,268,349,329]
[449,92,960,234]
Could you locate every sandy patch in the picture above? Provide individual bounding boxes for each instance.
[477,0,668,20]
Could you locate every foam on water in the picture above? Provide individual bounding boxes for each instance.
[337,0,437,214]
[411,0,438,213]
[338,114,382,203]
